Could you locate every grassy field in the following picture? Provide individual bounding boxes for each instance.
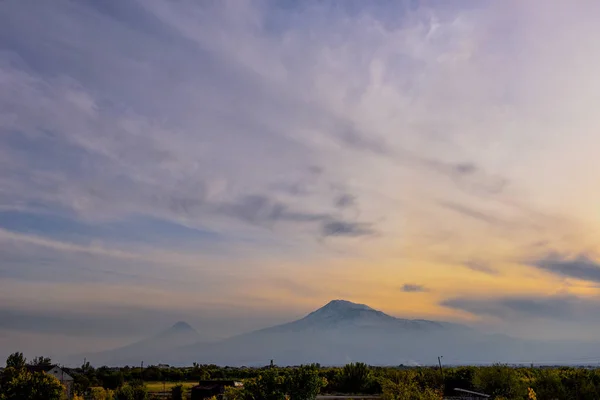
[145,381,197,393]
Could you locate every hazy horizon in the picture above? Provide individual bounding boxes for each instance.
[3,0,600,362]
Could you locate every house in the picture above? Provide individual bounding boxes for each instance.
[26,365,74,399]
[190,380,243,400]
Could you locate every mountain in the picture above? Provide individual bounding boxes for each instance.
[78,321,203,366]
[166,300,492,366]
[251,299,455,333]
[76,300,599,367]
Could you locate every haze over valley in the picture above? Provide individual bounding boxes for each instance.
[74,300,599,367]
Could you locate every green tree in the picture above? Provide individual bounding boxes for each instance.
[166,367,184,382]
[89,387,114,400]
[101,371,125,390]
[30,356,52,367]
[141,366,161,381]
[530,369,566,400]
[382,382,441,400]
[223,385,245,400]
[286,364,327,400]
[114,385,134,400]
[29,372,65,399]
[473,365,526,400]
[442,366,475,395]
[113,381,146,400]
[5,353,26,369]
[190,362,211,380]
[415,368,442,393]
[132,386,147,400]
[0,368,64,400]
[128,380,148,400]
[339,362,372,393]
[73,374,91,395]
[244,369,287,400]
[560,368,599,400]
[380,370,442,400]
[172,384,186,400]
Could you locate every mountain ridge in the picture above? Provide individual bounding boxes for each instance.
[71,319,202,366]
[76,299,459,366]
[72,299,600,367]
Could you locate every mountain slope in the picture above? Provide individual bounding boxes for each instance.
[250,299,456,334]
[168,300,480,366]
[79,321,203,366]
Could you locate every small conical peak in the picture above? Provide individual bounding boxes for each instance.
[170,321,195,331]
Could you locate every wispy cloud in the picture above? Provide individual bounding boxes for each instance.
[464,260,499,276]
[528,253,600,283]
[438,201,505,226]
[321,220,374,237]
[0,227,140,260]
[442,294,600,323]
[401,283,428,293]
[334,194,356,210]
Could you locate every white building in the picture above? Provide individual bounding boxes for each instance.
[26,365,74,399]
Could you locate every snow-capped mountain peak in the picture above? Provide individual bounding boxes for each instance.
[303,300,388,323]
[255,299,443,334]
[320,299,375,311]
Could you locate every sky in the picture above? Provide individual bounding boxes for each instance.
[2,0,600,361]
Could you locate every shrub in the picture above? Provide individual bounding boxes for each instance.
[223,385,245,400]
[286,365,327,400]
[243,369,287,400]
[114,385,135,400]
[102,372,125,390]
[89,387,114,400]
[172,384,185,400]
[338,362,373,394]
[473,365,526,400]
[380,371,442,400]
[113,383,147,400]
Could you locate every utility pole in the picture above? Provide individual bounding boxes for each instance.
[141,361,144,383]
[438,356,445,395]
[162,364,166,394]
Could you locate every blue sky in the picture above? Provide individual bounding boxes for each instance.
[3,0,600,360]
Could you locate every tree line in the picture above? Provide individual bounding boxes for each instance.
[1,353,65,400]
[5,351,600,399]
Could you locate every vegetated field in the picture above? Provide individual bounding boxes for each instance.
[145,381,197,393]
